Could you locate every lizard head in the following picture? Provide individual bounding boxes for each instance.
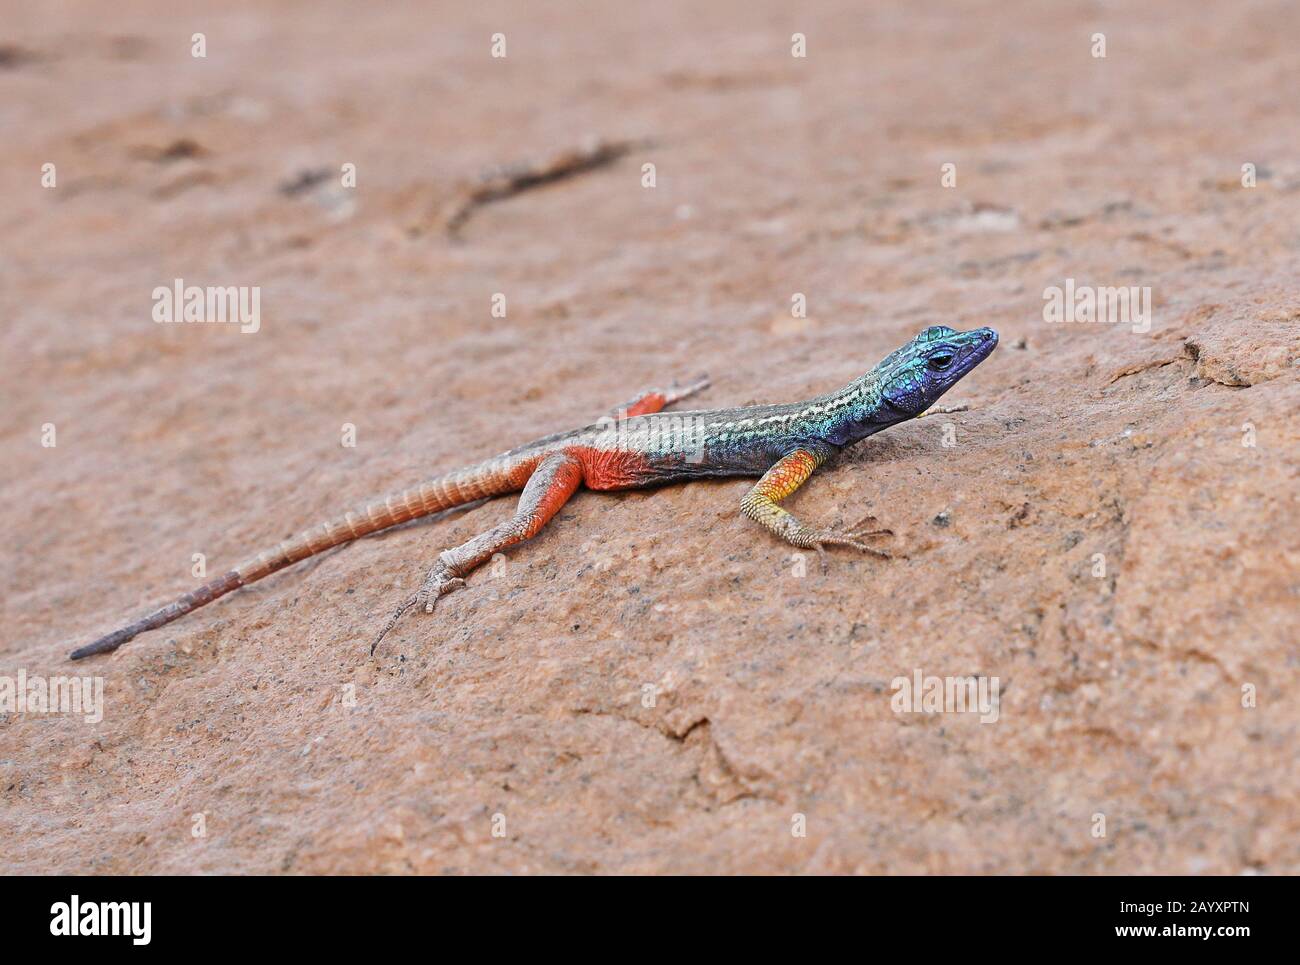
[878,325,998,418]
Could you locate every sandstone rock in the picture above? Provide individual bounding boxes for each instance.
[2,0,1297,875]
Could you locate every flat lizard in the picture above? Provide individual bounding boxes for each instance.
[68,324,997,660]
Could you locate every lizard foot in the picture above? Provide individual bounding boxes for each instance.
[810,535,892,559]
[918,401,971,418]
[369,562,468,656]
[416,560,466,613]
[808,516,895,570]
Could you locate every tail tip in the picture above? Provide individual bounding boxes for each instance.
[69,633,126,661]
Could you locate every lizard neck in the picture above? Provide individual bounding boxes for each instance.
[799,372,903,447]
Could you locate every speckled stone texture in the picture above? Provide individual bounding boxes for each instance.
[2,0,1297,874]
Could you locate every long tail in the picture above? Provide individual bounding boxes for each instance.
[69,455,530,660]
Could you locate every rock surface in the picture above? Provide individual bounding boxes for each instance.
[1,0,1297,874]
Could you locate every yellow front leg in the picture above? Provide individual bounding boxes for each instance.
[739,448,891,560]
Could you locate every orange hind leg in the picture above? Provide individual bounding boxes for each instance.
[608,373,710,417]
[371,376,709,652]
[372,451,583,652]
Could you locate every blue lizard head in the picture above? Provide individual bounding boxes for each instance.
[878,325,998,418]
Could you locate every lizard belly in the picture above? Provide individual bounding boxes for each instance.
[571,444,775,490]
[570,445,658,490]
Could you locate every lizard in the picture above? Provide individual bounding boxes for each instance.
[67,324,997,660]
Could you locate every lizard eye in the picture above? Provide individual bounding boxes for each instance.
[928,352,954,372]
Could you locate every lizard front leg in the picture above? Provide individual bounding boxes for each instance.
[372,451,583,653]
[740,446,891,563]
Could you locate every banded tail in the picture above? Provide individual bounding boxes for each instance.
[68,455,530,659]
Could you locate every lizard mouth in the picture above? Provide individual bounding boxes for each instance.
[945,329,999,380]
[884,396,919,417]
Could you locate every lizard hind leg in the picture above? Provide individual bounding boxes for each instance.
[608,373,710,418]
[371,451,583,654]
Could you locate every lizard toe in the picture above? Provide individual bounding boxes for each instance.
[371,592,419,656]
[666,373,711,405]
[845,525,893,540]
[810,542,831,573]
[844,514,894,539]
[815,534,892,559]
[421,576,466,612]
